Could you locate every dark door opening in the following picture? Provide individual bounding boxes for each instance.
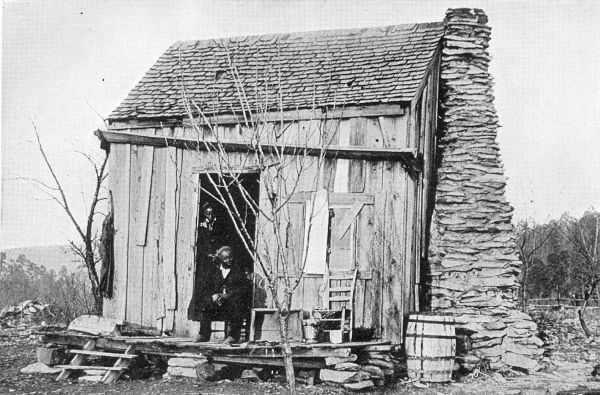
[188,172,260,341]
[197,172,259,277]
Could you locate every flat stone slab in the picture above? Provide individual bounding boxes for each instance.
[319,369,356,383]
[334,362,361,371]
[167,366,198,378]
[68,315,122,336]
[344,380,375,391]
[20,362,61,374]
[168,357,208,368]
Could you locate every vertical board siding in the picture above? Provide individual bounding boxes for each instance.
[103,143,130,321]
[333,120,351,192]
[372,191,386,338]
[126,144,145,325]
[173,149,200,335]
[139,145,156,327]
[321,120,340,191]
[405,166,418,316]
[162,145,178,331]
[301,275,323,311]
[256,171,277,299]
[378,116,409,148]
[418,63,440,307]
[395,161,410,344]
[382,160,405,343]
[328,206,352,271]
[149,145,167,329]
[287,201,306,276]
[353,204,372,329]
[348,117,369,331]
[135,146,155,246]
[348,118,366,193]
[360,158,383,335]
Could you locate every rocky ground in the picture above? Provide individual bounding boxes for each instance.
[1,309,599,395]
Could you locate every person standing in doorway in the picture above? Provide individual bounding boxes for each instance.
[188,203,224,325]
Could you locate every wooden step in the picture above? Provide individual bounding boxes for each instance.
[102,345,136,384]
[55,365,125,371]
[67,349,137,359]
[57,340,96,381]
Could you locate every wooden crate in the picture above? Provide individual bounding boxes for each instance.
[250,308,303,342]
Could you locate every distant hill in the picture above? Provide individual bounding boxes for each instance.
[1,245,83,273]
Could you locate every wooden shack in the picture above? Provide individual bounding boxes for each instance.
[97,22,445,345]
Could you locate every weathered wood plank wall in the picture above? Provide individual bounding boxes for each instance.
[125,144,145,325]
[102,143,130,321]
[148,142,166,328]
[102,99,438,341]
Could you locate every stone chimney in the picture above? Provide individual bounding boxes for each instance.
[428,8,543,372]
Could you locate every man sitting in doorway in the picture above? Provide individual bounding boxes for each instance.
[195,246,250,344]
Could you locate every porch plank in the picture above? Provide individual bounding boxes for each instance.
[212,355,326,369]
[55,365,125,371]
[67,350,138,359]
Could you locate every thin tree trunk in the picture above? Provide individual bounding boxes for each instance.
[84,255,103,314]
[521,259,529,310]
[279,312,296,392]
[578,280,598,338]
[93,292,103,314]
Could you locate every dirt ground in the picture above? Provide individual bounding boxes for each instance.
[1,312,599,395]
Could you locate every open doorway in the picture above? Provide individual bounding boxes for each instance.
[196,172,260,276]
[187,171,260,342]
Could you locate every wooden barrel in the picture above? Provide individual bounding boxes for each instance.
[404,312,456,383]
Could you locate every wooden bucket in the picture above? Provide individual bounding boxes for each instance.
[404,313,456,383]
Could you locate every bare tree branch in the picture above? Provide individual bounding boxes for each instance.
[32,121,87,242]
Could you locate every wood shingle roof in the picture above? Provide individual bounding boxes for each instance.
[109,22,445,121]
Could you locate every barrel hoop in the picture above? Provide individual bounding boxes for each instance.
[407,319,456,325]
[405,333,456,339]
[407,355,455,361]
[407,369,454,374]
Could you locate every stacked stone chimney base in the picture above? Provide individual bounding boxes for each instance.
[428,8,544,372]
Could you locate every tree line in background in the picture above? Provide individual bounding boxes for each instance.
[517,209,600,336]
[0,252,95,323]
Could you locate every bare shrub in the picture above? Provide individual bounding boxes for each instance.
[0,254,94,324]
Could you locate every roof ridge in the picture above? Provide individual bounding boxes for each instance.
[173,21,445,50]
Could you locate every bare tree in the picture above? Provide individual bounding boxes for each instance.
[562,210,600,337]
[21,123,108,314]
[179,52,338,390]
[516,219,559,309]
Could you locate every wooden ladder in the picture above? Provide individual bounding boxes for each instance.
[56,340,137,384]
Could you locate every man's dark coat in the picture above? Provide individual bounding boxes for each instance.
[188,223,220,321]
[195,263,251,341]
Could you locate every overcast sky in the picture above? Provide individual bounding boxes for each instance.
[1,0,599,249]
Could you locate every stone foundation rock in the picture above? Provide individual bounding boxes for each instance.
[317,348,400,390]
